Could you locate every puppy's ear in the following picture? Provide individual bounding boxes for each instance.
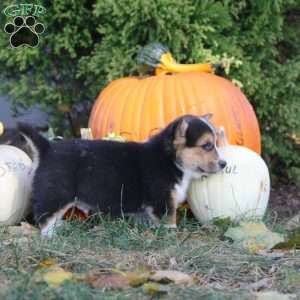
[173,119,188,147]
[216,126,228,147]
[201,113,213,122]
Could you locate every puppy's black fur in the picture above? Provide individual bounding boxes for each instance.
[0,127,31,155]
[0,124,48,159]
[19,114,224,234]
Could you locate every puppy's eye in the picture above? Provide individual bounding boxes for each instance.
[201,143,214,151]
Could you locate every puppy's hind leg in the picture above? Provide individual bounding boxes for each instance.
[40,214,63,238]
[40,203,75,238]
[129,206,160,228]
[33,179,77,237]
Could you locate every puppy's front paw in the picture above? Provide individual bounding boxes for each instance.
[163,224,177,229]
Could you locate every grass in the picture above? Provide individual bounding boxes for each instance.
[0,214,300,300]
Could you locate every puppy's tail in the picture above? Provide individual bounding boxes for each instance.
[18,123,50,167]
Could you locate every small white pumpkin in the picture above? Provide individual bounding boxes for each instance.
[0,145,33,225]
[187,145,270,223]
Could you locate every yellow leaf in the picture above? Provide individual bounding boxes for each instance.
[87,272,130,290]
[126,272,150,287]
[43,266,73,288]
[224,222,284,254]
[150,270,193,285]
[143,282,169,295]
[38,258,57,268]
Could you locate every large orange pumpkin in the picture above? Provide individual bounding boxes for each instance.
[89,71,261,153]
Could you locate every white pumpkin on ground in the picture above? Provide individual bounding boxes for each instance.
[0,145,33,225]
[187,144,270,223]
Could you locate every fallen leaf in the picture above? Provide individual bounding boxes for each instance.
[20,222,39,234]
[43,266,73,288]
[212,217,233,233]
[150,270,193,285]
[3,223,38,247]
[126,272,150,287]
[255,291,297,299]
[272,233,300,250]
[87,271,130,290]
[7,222,38,236]
[38,258,58,268]
[143,282,169,295]
[246,277,272,291]
[224,222,284,254]
[284,213,300,231]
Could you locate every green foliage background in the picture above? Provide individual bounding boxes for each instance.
[0,0,299,183]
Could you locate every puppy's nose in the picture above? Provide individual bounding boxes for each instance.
[218,160,227,169]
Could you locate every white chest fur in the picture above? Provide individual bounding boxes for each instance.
[173,172,193,205]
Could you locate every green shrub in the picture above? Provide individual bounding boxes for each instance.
[0,0,299,183]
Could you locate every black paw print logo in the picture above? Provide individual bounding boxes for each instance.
[4,16,45,48]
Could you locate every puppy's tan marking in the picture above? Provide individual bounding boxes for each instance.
[176,132,223,174]
[163,193,177,228]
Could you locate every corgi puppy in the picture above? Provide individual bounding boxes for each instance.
[19,114,226,236]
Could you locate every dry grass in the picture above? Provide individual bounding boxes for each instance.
[0,214,300,299]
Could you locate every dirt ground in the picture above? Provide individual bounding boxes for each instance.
[269,183,300,219]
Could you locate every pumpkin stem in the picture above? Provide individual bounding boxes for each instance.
[155,62,215,75]
[138,43,220,75]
